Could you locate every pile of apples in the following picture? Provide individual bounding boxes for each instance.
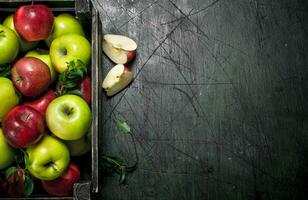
[0,4,92,197]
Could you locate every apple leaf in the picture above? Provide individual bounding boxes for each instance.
[115,120,131,134]
[0,64,11,78]
[23,175,33,197]
[5,167,18,180]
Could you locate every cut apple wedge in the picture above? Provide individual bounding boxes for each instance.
[102,64,133,96]
[103,34,137,64]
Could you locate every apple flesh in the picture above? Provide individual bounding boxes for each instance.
[103,34,137,64]
[24,90,56,116]
[45,13,85,47]
[2,105,45,148]
[102,64,133,96]
[25,50,57,82]
[0,24,19,64]
[0,128,15,170]
[14,4,54,41]
[41,163,80,196]
[3,14,38,52]
[12,57,51,97]
[0,77,19,122]
[77,76,91,104]
[26,135,70,180]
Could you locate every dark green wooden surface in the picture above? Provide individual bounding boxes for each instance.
[93,0,308,199]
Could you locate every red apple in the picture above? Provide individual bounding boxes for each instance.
[24,89,56,116]
[2,105,45,148]
[77,76,91,104]
[12,57,51,97]
[1,168,25,197]
[41,163,80,196]
[14,4,54,41]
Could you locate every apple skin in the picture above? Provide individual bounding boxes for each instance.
[3,14,38,52]
[45,13,85,47]
[126,50,136,63]
[2,105,45,149]
[1,168,25,197]
[0,128,15,170]
[25,50,57,82]
[11,57,51,97]
[77,76,91,104]
[0,24,19,64]
[46,94,92,140]
[24,90,56,116]
[14,4,54,41]
[102,64,133,96]
[0,77,19,122]
[65,131,91,156]
[26,135,70,180]
[50,33,91,73]
[41,163,80,196]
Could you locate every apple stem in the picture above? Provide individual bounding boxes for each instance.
[0,30,5,37]
[31,0,34,5]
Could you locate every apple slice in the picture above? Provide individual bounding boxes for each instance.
[103,34,137,64]
[102,64,133,96]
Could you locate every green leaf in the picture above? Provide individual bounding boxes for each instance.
[24,152,30,170]
[23,175,34,197]
[119,167,126,184]
[115,120,131,134]
[5,167,17,180]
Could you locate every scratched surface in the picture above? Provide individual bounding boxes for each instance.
[92,0,308,199]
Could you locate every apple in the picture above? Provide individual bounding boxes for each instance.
[45,13,85,47]
[14,4,54,41]
[102,64,133,96]
[50,33,91,73]
[25,50,57,82]
[0,128,15,170]
[0,77,19,122]
[3,14,38,52]
[24,90,56,116]
[41,163,80,196]
[77,76,91,104]
[11,57,51,97]
[46,94,92,140]
[0,24,19,64]
[103,34,137,64]
[26,135,70,180]
[1,168,25,197]
[65,131,91,156]
[2,105,45,148]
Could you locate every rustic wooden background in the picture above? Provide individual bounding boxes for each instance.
[92,0,308,199]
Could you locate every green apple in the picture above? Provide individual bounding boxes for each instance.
[65,131,91,156]
[0,77,19,122]
[26,135,70,180]
[46,94,92,140]
[0,128,15,170]
[45,13,85,47]
[3,14,38,52]
[0,24,19,64]
[49,33,91,73]
[25,50,57,82]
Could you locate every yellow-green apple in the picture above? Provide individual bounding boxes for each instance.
[25,50,57,82]
[26,135,70,180]
[11,57,51,97]
[0,77,19,122]
[0,128,15,170]
[24,90,56,117]
[46,94,91,140]
[77,76,91,104]
[102,64,133,96]
[0,24,19,64]
[50,33,91,73]
[45,13,85,47]
[103,34,137,64]
[2,105,45,148]
[41,163,80,196]
[3,15,38,52]
[65,131,91,156]
[14,4,54,41]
